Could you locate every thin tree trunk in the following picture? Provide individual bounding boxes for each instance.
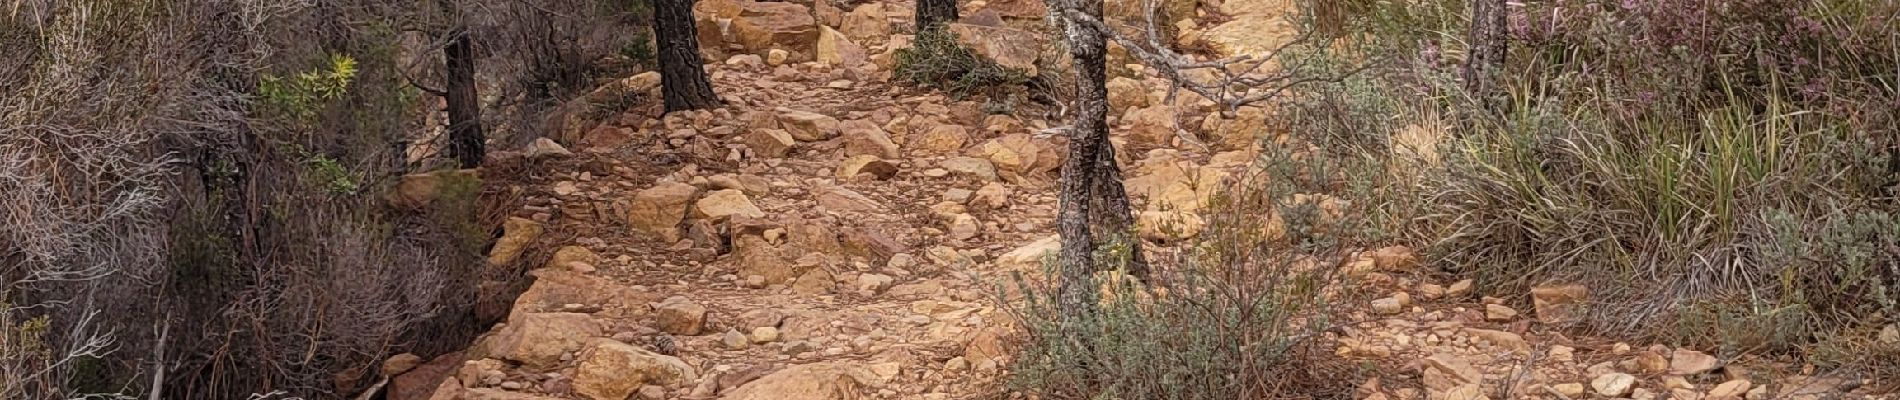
[1054,0,1121,312]
[654,0,722,112]
[916,0,959,31]
[443,26,485,168]
[1462,0,1508,113]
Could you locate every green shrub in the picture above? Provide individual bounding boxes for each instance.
[894,26,1028,97]
[619,30,657,68]
[257,54,358,126]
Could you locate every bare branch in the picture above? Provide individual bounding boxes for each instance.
[1056,4,1373,117]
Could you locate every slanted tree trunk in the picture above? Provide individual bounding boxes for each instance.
[1052,0,1145,311]
[654,0,722,112]
[916,0,959,31]
[443,26,485,168]
[1462,0,1508,112]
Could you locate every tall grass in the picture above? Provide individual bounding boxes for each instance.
[1284,0,1900,372]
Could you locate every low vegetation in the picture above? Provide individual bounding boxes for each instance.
[894,26,1030,98]
[1293,0,1900,374]
[1012,0,1898,395]
[1,0,650,398]
[1005,143,1405,399]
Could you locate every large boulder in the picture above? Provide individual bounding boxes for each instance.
[746,128,797,158]
[1122,105,1181,146]
[777,108,841,141]
[1106,0,1198,28]
[1106,77,1150,114]
[1138,210,1206,241]
[572,339,697,400]
[387,169,479,210]
[487,217,545,266]
[836,155,899,180]
[815,26,866,67]
[1202,15,1297,57]
[1123,160,1225,212]
[471,312,602,369]
[1200,106,1271,150]
[628,182,701,242]
[695,189,766,220]
[912,124,972,153]
[946,23,1043,75]
[729,1,819,55]
[814,185,884,212]
[546,72,660,146]
[457,388,564,400]
[1529,285,1589,325]
[838,3,891,44]
[841,121,901,159]
[997,235,1060,271]
[1420,353,1483,393]
[388,352,464,400]
[720,362,890,400]
[967,133,1063,182]
[733,234,802,284]
[546,245,601,271]
[654,296,710,336]
[511,268,658,317]
[977,0,1048,19]
[939,157,999,182]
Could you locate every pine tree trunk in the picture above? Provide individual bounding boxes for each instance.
[916,0,959,31]
[1462,0,1508,112]
[654,0,722,112]
[443,27,485,168]
[1088,137,1147,278]
[1054,0,1140,312]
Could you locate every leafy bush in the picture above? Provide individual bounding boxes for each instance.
[258,54,358,125]
[895,26,1029,97]
[1286,0,1900,369]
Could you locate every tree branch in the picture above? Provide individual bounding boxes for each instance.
[1056,4,1374,117]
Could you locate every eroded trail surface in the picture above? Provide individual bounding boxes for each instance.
[389,0,1886,399]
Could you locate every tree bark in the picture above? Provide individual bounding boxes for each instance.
[916,0,959,31]
[1054,0,1148,312]
[1462,0,1508,113]
[1087,137,1148,278]
[654,0,722,113]
[443,26,485,168]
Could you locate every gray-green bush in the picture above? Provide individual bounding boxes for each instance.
[1004,143,1401,399]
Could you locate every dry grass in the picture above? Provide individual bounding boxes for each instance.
[0,0,614,397]
[1272,0,1900,379]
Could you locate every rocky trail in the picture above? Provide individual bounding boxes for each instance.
[378,0,1891,399]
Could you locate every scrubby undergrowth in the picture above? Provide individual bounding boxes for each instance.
[1005,143,1405,399]
[1283,0,1900,375]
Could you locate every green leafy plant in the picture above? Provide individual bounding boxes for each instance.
[257,54,358,125]
[301,153,360,195]
[619,30,657,68]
